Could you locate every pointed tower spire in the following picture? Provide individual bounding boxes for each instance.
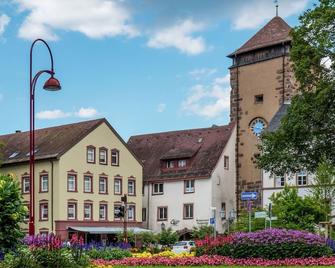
[275,0,279,16]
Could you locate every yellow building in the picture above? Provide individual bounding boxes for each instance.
[0,118,143,241]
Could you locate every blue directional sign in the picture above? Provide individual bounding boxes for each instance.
[241,192,258,201]
[209,217,215,225]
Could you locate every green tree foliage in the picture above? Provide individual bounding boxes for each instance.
[191,225,214,239]
[156,228,178,246]
[138,231,157,246]
[0,174,26,252]
[258,0,335,174]
[270,186,324,232]
[309,159,335,220]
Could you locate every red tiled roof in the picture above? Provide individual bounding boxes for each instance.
[127,123,235,181]
[228,16,292,57]
[0,118,105,165]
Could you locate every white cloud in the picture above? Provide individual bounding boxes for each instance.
[75,107,98,118]
[147,19,206,55]
[0,14,10,36]
[37,109,71,119]
[189,68,217,80]
[15,0,138,41]
[214,73,230,85]
[232,0,308,30]
[181,73,231,118]
[157,103,166,113]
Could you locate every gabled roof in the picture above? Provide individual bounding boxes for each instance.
[127,123,235,181]
[0,118,141,166]
[228,16,292,57]
[267,103,290,132]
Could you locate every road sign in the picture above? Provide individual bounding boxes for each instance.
[255,211,267,218]
[209,217,215,225]
[266,216,278,221]
[241,192,258,201]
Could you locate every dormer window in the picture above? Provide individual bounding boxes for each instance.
[166,160,174,168]
[178,159,186,168]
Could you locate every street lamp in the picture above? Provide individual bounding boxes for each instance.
[29,39,61,236]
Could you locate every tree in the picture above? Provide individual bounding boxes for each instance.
[156,228,178,246]
[309,159,335,221]
[257,0,335,174]
[191,225,214,239]
[270,186,324,232]
[0,174,26,252]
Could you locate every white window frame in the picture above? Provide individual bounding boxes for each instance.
[99,177,107,194]
[111,150,119,166]
[40,203,48,220]
[40,175,48,192]
[128,180,135,195]
[297,171,308,186]
[166,160,174,168]
[67,175,76,192]
[275,176,285,187]
[127,205,135,221]
[157,207,167,221]
[114,178,122,194]
[67,203,76,220]
[184,180,195,193]
[87,147,95,163]
[178,159,186,168]
[99,204,107,220]
[153,183,164,195]
[99,148,107,164]
[84,176,92,193]
[84,203,92,220]
[184,204,194,219]
[22,177,30,193]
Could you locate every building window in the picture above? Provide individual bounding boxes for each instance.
[40,203,48,221]
[111,149,119,166]
[166,160,174,168]
[87,146,96,163]
[22,176,30,194]
[128,180,136,196]
[297,171,308,186]
[254,94,264,103]
[67,174,77,192]
[114,204,122,220]
[224,156,229,170]
[99,177,107,194]
[99,148,108,165]
[67,203,77,220]
[24,204,30,222]
[84,203,93,220]
[40,231,48,236]
[157,207,168,221]
[40,174,48,192]
[178,159,186,168]
[153,183,164,195]
[221,202,226,220]
[84,175,93,193]
[275,176,285,187]
[114,178,122,195]
[183,203,194,219]
[128,204,135,221]
[99,204,107,221]
[184,180,195,193]
[142,208,147,221]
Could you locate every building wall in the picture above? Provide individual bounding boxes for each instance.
[0,122,143,239]
[230,53,297,210]
[56,122,143,238]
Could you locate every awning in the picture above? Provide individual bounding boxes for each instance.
[68,226,152,234]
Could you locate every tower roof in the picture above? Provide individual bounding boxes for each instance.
[228,16,292,57]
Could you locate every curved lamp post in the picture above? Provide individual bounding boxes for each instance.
[29,39,61,236]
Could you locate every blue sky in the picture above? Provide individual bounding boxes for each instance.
[0,0,316,140]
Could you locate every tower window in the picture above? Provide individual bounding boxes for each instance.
[254,94,264,103]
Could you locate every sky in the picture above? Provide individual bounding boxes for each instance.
[0,0,317,140]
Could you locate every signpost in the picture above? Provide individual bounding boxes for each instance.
[241,192,258,232]
[254,211,267,219]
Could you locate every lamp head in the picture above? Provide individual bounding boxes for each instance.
[43,76,61,91]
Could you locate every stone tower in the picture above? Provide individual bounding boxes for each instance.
[228,16,297,210]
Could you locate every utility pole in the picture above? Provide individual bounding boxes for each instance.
[121,194,128,243]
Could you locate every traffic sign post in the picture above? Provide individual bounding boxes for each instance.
[241,192,258,201]
[247,200,252,232]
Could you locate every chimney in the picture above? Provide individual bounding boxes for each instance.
[15,130,21,133]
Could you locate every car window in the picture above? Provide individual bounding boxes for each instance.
[189,242,195,246]
[174,242,187,246]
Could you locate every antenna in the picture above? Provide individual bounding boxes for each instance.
[274,0,279,16]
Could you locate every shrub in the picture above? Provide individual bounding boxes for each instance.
[0,174,26,252]
[157,228,178,246]
[86,247,131,260]
[191,225,214,239]
[195,228,333,259]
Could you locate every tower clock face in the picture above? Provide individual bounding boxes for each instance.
[250,118,266,137]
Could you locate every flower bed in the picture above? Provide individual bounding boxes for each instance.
[91,255,335,266]
[195,229,333,259]
[132,250,194,258]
